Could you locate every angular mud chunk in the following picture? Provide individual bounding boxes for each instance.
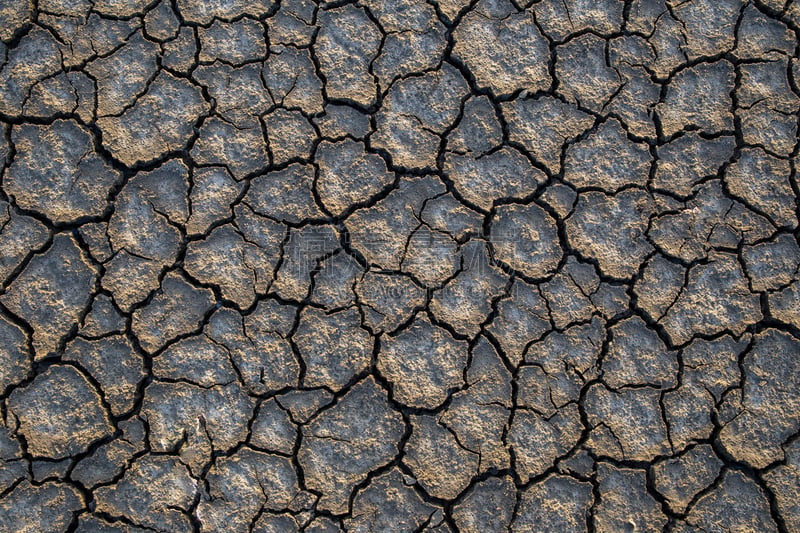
[670,0,740,59]
[431,239,508,337]
[315,5,381,108]
[539,256,600,329]
[404,414,479,500]
[603,317,677,389]
[199,18,266,65]
[94,455,197,532]
[92,0,150,16]
[654,133,735,197]
[144,0,180,41]
[453,0,550,96]
[294,307,372,390]
[315,104,371,140]
[162,26,198,73]
[81,294,126,338]
[177,0,274,24]
[98,72,209,167]
[502,96,594,174]
[197,448,299,531]
[563,119,651,191]
[682,335,745,404]
[373,65,468,169]
[738,58,798,112]
[187,166,244,235]
[0,202,49,285]
[154,334,239,387]
[513,474,593,533]
[594,464,666,533]
[447,95,503,155]
[652,445,722,513]
[131,272,215,353]
[769,280,800,329]
[208,302,299,395]
[556,34,621,111]
[105,161,187,306]
[736,3,795,60]
[737,61,799,157]
[71,419,145,489]
[466,336,514,406]
[87,32,159,117]
[366,0,447,85]
[101,251,163,313]
[347,175,445,270]
[194,63,271,127]
[453,476,515,533]
[379,315,468,409]
[78,222,113,264]
[566,190,654,280]
[439,338,511,474]
[682,471,777,532]
[111,158,189,236]
[525,319,604,408]
[277,389,334,424]
[401,226,460,287]
[75,516,151,532]
[719,329,800,468]
[8,365,113,459]
[63,336,145,416]
[316,139,395,216]
[742,234,800,292]
[441,385,511,471]
[660,252,761,345]
[0,313,29,394]
[356,270,427,334]
[273,224,339,300]
[311,252,362,309]
[509,405,582,481]
[345,469,436,532]
[20,69,92,122]
[2,234,97,357]
[262,45,323,113]
[584,384,670,461]
[0,29,62,114]
[0,481,82,533]
[422,194,483,239]
[725,147,797,229]
[250,399,296,454]
[657,61,734,137]
[192,117,269,180]
[184,224,275,309]
[643,11,691,78]
[299,377,404,514]
[263,107,316,165]
[764,439,800,533]
[534,0,622,40]
[445,148,546,211]
[605,64,660,138]
[490,202,562,279]
[246,164,321,224]
[142,381,254,468]
[0,0,33,41]
[650,181,773,263]
[6,120,122,223]
[487,279,551,365]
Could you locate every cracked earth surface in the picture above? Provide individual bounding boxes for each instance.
[0,0,799,531]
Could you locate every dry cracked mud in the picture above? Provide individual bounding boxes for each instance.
[0,0,799,531]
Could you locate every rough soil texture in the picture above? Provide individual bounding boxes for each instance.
[0,0,799,531]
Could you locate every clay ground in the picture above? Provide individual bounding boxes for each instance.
[0,0,799,531]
